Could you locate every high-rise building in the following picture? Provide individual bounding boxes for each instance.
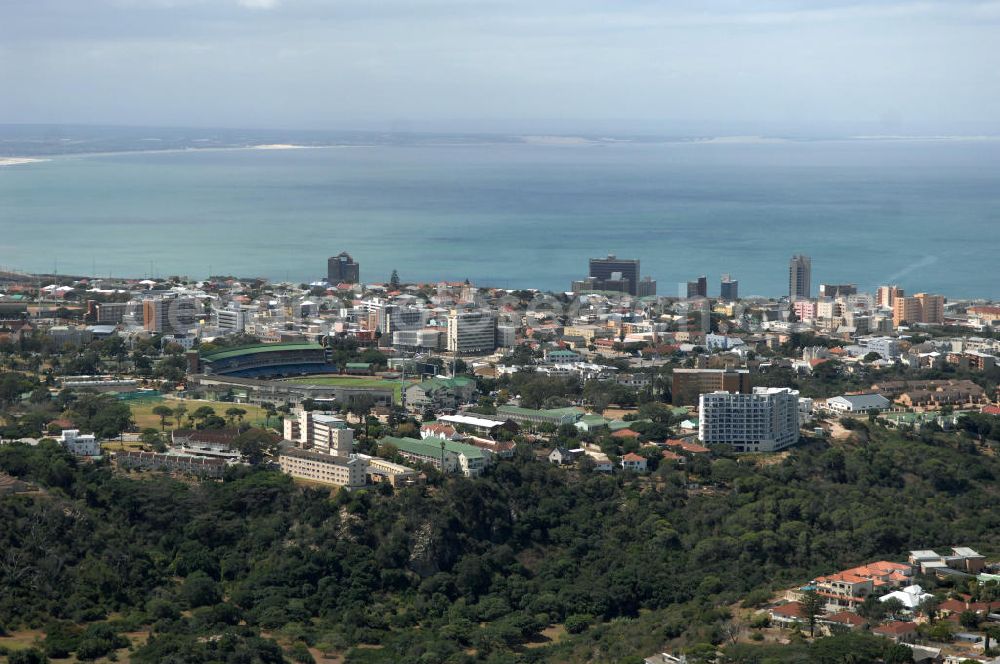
[143,297,199,334]
[447,309,497,354]
[686,275,708,298]
[283,410,354,456]
[893,293,945,327]
[788,255,811,300]
[720,274,739,301]
[877,285,905,308]
[586,254,640,296]
[671,368,751,406]
[819,283,857,298]
[327,252,360,284]
[699,387,800,453]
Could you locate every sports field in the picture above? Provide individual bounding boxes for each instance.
[281,375,415,404]
[129,398,273,430]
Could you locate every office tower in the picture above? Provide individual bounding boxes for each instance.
[720,274,739,301]
[636,276,657,297]
[788,255,811,300]
[893,293,945,327]
[819,283,857,298]
[327,252,360,284]
[699,388,800,452]
[143,297,199,334]
[671,368,751,406]
[686,275,708,298]
[876,285,905,308]
[586,254,640,295]
[447,309,497,354]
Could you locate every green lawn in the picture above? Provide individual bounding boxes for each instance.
[281,375,416,404]
[130,398,273,430]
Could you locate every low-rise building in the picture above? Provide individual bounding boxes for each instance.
[404,376,478,411]
[620,452,648,472]
[496,405,583,429]
[115,450,227,478]
[824,393,892,414]
[381,435,488,477]
[812,572,874,612]
[277,446,367,488]
[58,429,101,457]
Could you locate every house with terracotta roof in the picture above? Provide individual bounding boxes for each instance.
[661,449,685,464]
[769,602,804,627]
[611,428,640,440]
[872,621,917,643]
[620,452,648,473]
[812,572,875,612]
[665,439,710,455]
[822,611,866,631]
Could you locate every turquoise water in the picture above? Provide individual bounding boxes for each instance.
[2,140,999,298]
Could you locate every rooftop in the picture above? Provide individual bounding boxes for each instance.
[201,342,324,361]
[381,435,485,460]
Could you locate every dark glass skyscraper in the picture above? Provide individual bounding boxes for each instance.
[327,252,360,284]
[588,254,640,295]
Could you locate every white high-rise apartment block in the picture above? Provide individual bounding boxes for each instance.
[446,309,496,354]
[699,387,800,453]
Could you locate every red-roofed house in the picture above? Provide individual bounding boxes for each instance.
[769,602,804,627]
[611,428,640,439]
[620,452,648,473]
[823,611,866,630]
[872,621,917,643]
[981,405,1000,416]
[665,439,711,454]
[813,572,875,612]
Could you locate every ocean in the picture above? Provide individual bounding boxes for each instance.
[2,138,999,298]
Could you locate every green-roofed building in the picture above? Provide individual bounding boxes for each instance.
[575,414,610,432]
[381,435,488,477]
[607,418,651,432]
[496,405,584,429]
[404,376,478,412]
[197,342,334,377]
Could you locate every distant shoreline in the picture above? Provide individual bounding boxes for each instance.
[0,157,50,167]
[5,133,1000,163]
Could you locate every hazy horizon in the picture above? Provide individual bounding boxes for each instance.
[3,1,1000,136]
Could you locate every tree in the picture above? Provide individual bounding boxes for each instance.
[152,405,174,431]
[173,403,188,428]
[225,407,247,426]
[389,269,401,290]
[234,428,278,465]
[800,590,824,637]
[882,597,905,621]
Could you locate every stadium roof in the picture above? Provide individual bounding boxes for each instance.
[201,343,324,361]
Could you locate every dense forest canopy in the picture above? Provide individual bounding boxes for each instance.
[1,421,999,663]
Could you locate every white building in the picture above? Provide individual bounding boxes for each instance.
[215,306,246,334]
[825,393,891,413]
[283,410,354,456]
[446,309,497,354]
[58,429,101,457]
[698,387,800,452]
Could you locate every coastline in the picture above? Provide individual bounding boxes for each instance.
[0,157,50,167]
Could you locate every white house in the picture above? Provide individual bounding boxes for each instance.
[58,429,101,457]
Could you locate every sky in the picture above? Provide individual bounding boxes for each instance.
[2,0,1000,135]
